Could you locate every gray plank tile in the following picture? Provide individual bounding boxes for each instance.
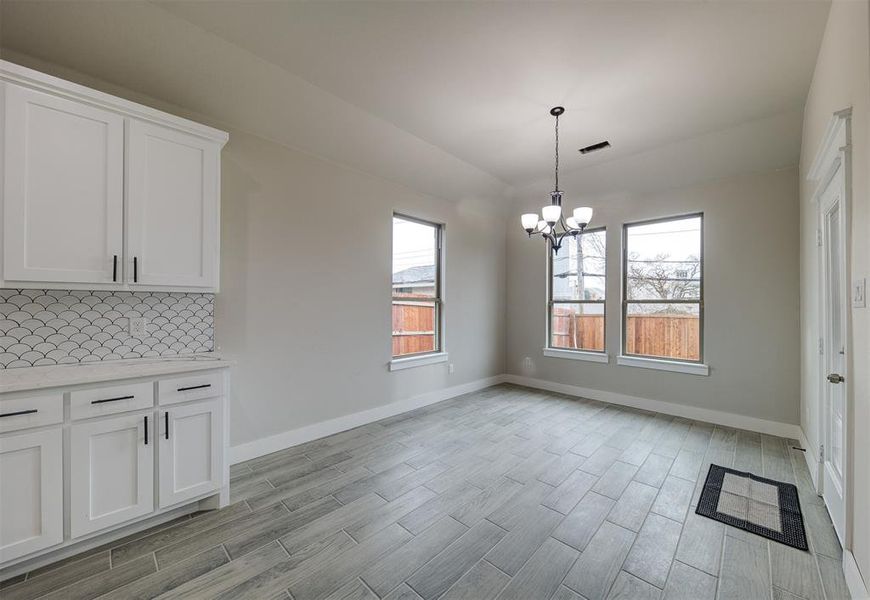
[674,511,724,576]
[383,584,425,600]
[495,537,579,600]
[770,542,824,600]
[619,440,655,467]
[346,485,437,541]
[717,535,771,600]
[803,503,843,559]
[361,515,468,597]
[816,554,851,600]
[485,504,564,575]
[399,481,482,534]
[486,479,554,531]
[333,462,416,504]
[538,452,587,487]
[563,521,636,600]
[579,445,623,476]
[156,541,289,600]
[634,454,675,488]
[651,476,694,523]
[248,466,372,511]
[99,546,228,600]
[279,493,386,554]
[623,513,682,588]
[406,519,507,600]
[662,561,717,600]
[605,571,662,600]
[323,578,379,600]
[439,560,509,600]
[551,586,586,600]
[156,502,288,567]
[607,481,659,532]
[544,469,599,514]
[592,461,638,500]
[1,551,110,600]
[449,477,524,527]
[669,449,705,482]
[38,554,156,600]
[553,491,615,551]
[377,462,449,501]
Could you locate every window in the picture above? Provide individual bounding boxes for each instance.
[549,228,606,352]
[392,215,442,358]
[623,214,703,363]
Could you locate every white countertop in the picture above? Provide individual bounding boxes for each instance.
[0,355,232,394]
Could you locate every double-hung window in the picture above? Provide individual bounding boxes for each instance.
[548,228,607,353]
[622,214,703,363]
[391,214,442,358]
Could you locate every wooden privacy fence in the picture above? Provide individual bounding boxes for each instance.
[552,310,700,360]
[392,301,434,356]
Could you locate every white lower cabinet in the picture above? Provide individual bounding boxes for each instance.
[159,399,222,508]
[70,412,154,538]
[0,428,63,563]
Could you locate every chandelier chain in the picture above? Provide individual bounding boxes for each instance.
[554,113,559,191]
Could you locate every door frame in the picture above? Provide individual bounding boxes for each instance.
[807,108,852,547]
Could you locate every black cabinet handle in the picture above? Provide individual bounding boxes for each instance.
[112,255,118,282]
[91,395,135,405]
[177,384,211,392]
[133,257,138,283]
[165,411,170,440]
[144,415,149,445]
[0,409,38,418]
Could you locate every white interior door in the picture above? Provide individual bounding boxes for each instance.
[70,413,154,538]
[0,428,63,563]
[820,166,848,543]
[2,83,124,285]
[126,120,219,289]
[158,399,222,508]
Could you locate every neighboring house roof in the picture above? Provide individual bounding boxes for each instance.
[392,265,435,285]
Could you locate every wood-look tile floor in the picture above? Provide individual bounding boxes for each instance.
[0,385,851,600]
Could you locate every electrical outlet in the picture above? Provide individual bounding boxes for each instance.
[129,317,148,338]
[448,363,454,374]
[854,278,866,308]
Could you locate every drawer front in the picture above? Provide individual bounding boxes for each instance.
[0,393,63,434]
[159,372,223,406]
[70,382,154,421]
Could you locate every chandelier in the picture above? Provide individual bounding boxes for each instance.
[521,107,593,254]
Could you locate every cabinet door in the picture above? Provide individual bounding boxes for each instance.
[70,413,154,538]
[126,120,219,289]
[3,83,124,285]
[0,428,63,563]
[159,399,222,508]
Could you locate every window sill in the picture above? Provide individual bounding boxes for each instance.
[617,355,709,376]
[542,348,609,364]
[389,352,449,371]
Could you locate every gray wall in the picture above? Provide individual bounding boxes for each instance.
[217,129,507,447]
[507,168,801,425]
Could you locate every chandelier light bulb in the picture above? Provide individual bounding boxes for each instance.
[537,220,552,235]
[573,207,593,227]
[565,216,579,229]
[521,213,539,231]
[541,205,561,224]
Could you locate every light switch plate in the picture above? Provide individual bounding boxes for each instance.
[129,317,148,338]
[854,278,866,308]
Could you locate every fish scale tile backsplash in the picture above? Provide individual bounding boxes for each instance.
[0,289,214,368]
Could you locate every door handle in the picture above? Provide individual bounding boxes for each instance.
[827,373,845,384]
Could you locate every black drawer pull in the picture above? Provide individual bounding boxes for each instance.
[133,256,138,283]
[91,395,135,405]
[144,415,149,445]
[112,255,118,282]
[177,384,211,392]
[0,409,38,418]
[165,411,170,440]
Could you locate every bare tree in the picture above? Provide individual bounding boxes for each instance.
[627,252,700,313]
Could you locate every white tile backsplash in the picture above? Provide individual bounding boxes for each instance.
[0,289,214,368]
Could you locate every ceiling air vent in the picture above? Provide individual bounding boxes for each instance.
[579,141,611,154]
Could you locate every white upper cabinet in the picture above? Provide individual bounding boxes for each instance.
[0,60,227,292]
[127,122,220,289]
[3,85,124,285]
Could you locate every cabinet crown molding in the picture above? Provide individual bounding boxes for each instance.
[0,59,228,146]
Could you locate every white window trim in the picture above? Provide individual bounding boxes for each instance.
[617,354,709,376]
[543,347,609,364]
[389,351,449,371]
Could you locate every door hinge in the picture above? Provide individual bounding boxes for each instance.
[817,229,823,247]
[819,338,824,355]
[819,444,824,461]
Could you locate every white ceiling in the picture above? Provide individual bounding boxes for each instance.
[0,0,830,201]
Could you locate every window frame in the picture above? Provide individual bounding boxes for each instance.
[390,213,444,361]
[546,226,607,356]
[621,212,704,365]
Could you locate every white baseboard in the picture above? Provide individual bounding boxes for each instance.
[229,375,506,464]
[845,550,870,600]
[504,374,803,439]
